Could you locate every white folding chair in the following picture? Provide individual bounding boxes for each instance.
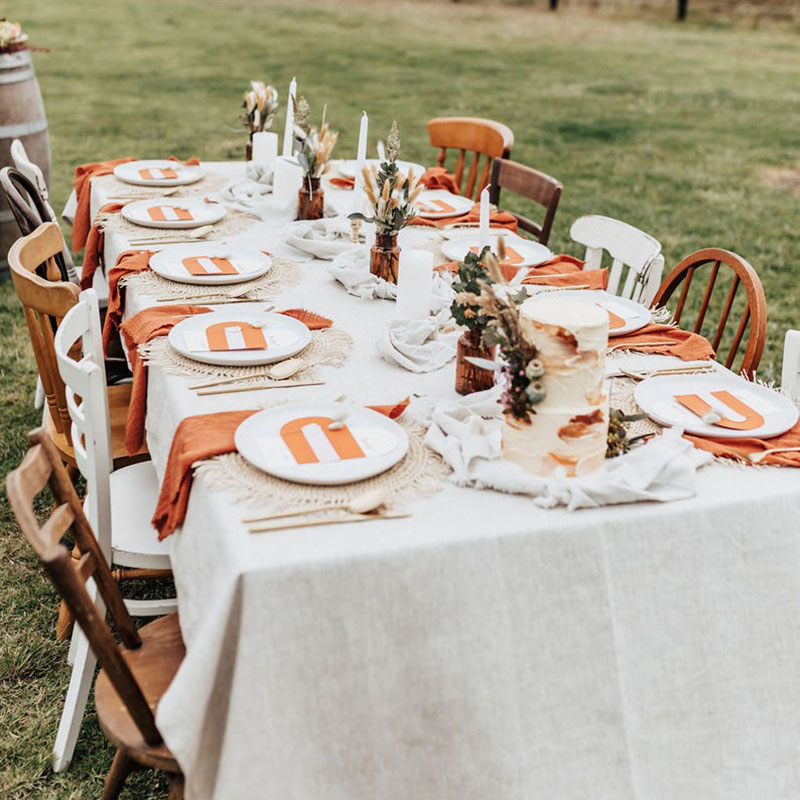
[569,214,665,307]
[52,288,175,771]
[10,139,81,286]
[782,330,800,400]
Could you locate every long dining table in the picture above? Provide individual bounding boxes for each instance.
[70,162,800,800]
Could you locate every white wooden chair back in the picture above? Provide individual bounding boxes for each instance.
[11,138,78,280]
[782,330,800,400]
[54,289,113,562]
[570,214,664,306]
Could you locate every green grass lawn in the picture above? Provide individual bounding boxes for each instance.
[1,0,798,796]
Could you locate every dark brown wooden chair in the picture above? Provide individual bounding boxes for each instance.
[0,166,74,282]
[651,247,767,378]
[489,159,563,245]
[427,116,514,200]
[5,428,185,800]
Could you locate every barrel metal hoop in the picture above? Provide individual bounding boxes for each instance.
[0,50,32,69]
[0,119,48,138]
[0,67,34,84]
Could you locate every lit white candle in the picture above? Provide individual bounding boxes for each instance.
[356,111,368,163]
[282,76,297,158]
[396,249,434,320]
[252,131,278,166]
[479,185,490,251]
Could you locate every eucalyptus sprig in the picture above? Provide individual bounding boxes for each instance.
[451,246,497,334]
[348,121,423,236]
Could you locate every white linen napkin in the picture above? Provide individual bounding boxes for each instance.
[328,247,456,324]
[411,391,711,508]
[286,217,364,260]
[377,318,459,373]
[216,176,273,218]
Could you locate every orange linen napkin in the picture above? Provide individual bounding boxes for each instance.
[420,167,460,195]
[610,324,716,361]
[522,268,609,290]
[153,397,410,539]
[102,249,156,354]
[329,176,355,190]
[684,419,800,467]
[72,158,136,250]
[79,202,125,291]
[72,156,201,251]
[410,202,518,233]
[121,305,213,455]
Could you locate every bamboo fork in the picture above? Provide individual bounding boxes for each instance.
[608,341,666,353]
[196,380,323,397]
[747,447,800,464]
[249,511,410,534]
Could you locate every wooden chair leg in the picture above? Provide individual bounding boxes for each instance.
[55,464,82,641]
[101,748,136,800]
[168,774,185,800]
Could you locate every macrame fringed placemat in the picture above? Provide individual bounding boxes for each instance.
[193,421,451,513]
[139,327,353,384]
[93,171,232,200]
[120,257,302,301]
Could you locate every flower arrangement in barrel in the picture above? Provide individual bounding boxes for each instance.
[0,19,28,53]
[292,95,337,219]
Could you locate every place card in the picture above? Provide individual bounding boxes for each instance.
[183,256,239,276]
[674,388,771,431]
[182,324,298,352]
[148,205,193,222]
[139,167,177,181]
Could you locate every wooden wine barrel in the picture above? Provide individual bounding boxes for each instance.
[0,49,51,273]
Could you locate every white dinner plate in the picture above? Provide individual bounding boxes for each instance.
[635,372,799,440]
[121,196,225,230]
[334,159,426,182]
[168,309,311,367]
[440,232,553,269]
[540,289,651,337]
[113,159,205,187]
[414,189,473,219]
[149,243,272,286]
[235,402,409,485]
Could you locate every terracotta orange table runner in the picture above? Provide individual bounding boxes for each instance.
[80,201,125,290]
[683,419,800,467]
[153,399,410,539]
[611,324,716,361]
[102,249,156,352]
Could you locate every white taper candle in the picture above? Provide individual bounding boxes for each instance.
[479,185,490,251]
[282,77,297,157]
[356,111,368,163]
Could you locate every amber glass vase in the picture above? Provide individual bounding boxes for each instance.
[370,232,400,283]
[297,177,324,221]
[455,329,497,395]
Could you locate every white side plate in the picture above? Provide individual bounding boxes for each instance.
[441,232,553,268]
[113,159,205,187]
[235,403,409,485]
[635,373,799,439]
[121,196,225,229]
[414,189,473,219]
[149,243,271,286]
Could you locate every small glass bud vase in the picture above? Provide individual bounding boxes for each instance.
[297,177,324,221]
[370,232,400,283]
[455,329,496,395]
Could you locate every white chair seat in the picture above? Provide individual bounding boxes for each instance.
[109,461,170,569]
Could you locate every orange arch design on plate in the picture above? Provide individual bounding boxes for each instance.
[280,417,366,464]
[674,390,765,431]
[205,321,266,351]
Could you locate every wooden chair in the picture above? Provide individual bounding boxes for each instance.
[10,140,80,286]
[53,288,175,771]
[7,222,144,472]
[489,159,562,245]
[781,330,800,400]
[427,116,514,200]
[651,248,767,378]
[5,429,185,799]
[570,214,665,306]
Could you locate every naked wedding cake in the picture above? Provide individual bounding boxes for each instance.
[503,295,610,477]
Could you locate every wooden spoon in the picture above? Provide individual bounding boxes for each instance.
[189,357,306,390]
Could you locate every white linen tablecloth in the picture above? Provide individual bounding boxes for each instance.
[86,164,800,800]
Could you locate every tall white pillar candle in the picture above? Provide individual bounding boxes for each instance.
[396,249,434,320]
[479,185,490,251]
[356,111,368,163]
[273,156,304,209]
[282,76,297,158]
[252,131,278,166]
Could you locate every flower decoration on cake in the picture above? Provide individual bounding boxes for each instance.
[348,121,423,236]
[242,81,279,134]
[292,95,338,181]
